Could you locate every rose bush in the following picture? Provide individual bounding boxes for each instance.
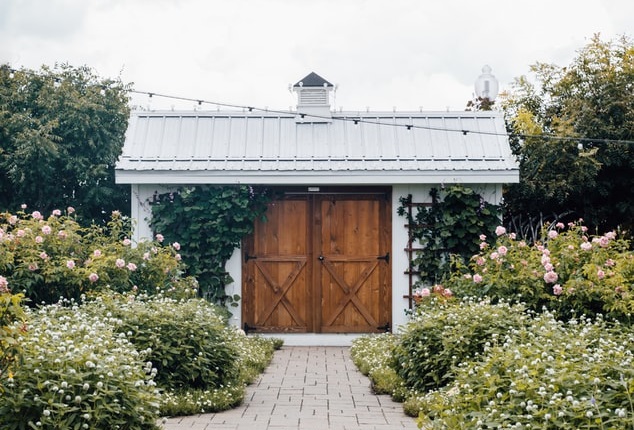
[0,209,197,305]
[449,222,634,322]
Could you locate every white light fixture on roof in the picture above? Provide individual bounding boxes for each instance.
[475,65,499,102]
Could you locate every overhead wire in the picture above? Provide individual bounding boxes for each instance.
[4,65,634,146]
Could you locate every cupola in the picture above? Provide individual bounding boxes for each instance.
[293,72,334,123]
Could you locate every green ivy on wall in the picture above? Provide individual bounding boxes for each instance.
[150,185,271,305]
[398,185,500,285]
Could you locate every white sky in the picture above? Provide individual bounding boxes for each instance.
[2,0,633,112]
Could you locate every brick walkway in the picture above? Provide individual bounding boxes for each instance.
[160,346,419,430]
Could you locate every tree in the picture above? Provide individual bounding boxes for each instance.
[0,64,131,224]
[501,34,634,237]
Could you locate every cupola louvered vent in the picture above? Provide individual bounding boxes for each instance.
[299,88,328,105]
[293,72,334,123]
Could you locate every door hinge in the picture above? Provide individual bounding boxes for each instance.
[244,252,257,263]
[377,252,390,264]
[377,322,391,333]
[243,322,256,334]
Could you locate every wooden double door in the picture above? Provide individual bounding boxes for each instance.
[242,188,391,334]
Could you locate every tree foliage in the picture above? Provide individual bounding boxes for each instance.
[502,34,634,237]
[0,64,131,225]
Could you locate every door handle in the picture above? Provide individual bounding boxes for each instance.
[318,255,324,261]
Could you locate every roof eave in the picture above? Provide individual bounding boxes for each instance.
[115,169,520,185]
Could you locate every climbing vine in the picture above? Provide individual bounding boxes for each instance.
[398,185,500,285]
[150,185,271,305]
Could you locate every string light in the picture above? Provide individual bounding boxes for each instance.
[3,65,634,146]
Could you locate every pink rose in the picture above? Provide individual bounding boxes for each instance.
[39,252,48,260]
[143,252,150,260]
[28,263,38,271]
[580,242,592,251]
[20,204,27,209]
[8,215,17,225]
[597,269,605,280]
[16,229,26,237]
[480,242,488,250]
[127,262,137,271]
[544,271,558,284]
[122,238,132,246]
[35,236,43,243]
[66,260,75,269]
[605,259,616,267]
[41,225,52,235]
[544,263,554,272]
[495,226,506,236]
[93,249,102,257]
[88,273,99,283]
[155,234,164,243]
[605,231,616,240]
[67,206,75,214]
[556,222,565,229]
[58,230,67,239]
[509,233,517,240]
[479,234,487,241]
[548,230,558,239]
[599,236,609,247]
[497,246,508,256]
[31,211,43,220]
[172,242,181,251]
[115,258,126,268]
[0,276,9,294]
[417,287,430,297]
[490,252,499,260]
[52,209,61,216]
[473,274,483,283]
[553,284,563,295]
[175,254,181,261]
[476,257,485,266]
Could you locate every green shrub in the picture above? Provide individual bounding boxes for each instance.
[0,302,161,429]
[0,287,25,391]
[85,295,239,391]
[416,312,634,429]
[448,222,634,322]
[391,298,528,393]
[0,210,197,305]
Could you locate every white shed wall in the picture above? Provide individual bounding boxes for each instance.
[130,182,503,343]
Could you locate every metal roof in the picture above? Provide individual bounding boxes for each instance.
[115,110,519,185]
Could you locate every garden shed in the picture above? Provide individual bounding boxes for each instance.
[115,72,519,345]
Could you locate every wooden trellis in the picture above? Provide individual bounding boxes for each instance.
[401,194,432,309]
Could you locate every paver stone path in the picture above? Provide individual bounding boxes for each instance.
[160,346,419,430]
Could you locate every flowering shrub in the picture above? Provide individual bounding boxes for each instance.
[350,333,407,399]
[415,312,634,429]
[449,222,634,322]
[0,301,161,429]
[391,298,528,393]
[0,209,196,305]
